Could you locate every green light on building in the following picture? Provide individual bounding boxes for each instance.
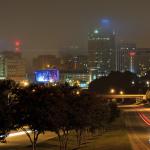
[94,29,99,34]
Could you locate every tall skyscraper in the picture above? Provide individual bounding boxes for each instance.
[116,42,136,73]
[88,27,116,80]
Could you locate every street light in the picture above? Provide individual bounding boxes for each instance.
[146,81,150,87]
[120,91,124,95]
[32,89,36,92]
[120,91,124,103]
[110,89,115,94]
[131,81,135,85]
[76,91,80,95]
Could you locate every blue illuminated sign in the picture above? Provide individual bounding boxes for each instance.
[35,69,59,83]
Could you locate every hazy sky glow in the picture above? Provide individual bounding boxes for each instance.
[0,0,150,55]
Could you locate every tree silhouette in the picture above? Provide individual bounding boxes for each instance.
[11,85,50,150]
[89,71,139,94]
[0,80,16,143]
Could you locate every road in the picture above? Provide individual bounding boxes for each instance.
[1,104,150,150]
[0,130,57,149]
[121,105,150,150]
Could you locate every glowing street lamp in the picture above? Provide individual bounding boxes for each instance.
[120,91,124,95]
[146,81,150,87]
[131,81,135,85]
[110,89,115,94]
[32,89,36,92]
[76,91,80,95]
[120,91,124,103]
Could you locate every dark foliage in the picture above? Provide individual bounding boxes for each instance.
[8,83,120,150]
[0,80,16,142]
[89,71,146,94]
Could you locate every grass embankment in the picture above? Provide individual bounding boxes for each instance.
[2,113,132,150]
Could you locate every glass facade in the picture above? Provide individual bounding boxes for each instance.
[88,28,116,79]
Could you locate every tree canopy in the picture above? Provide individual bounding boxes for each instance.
[89,71,146,94]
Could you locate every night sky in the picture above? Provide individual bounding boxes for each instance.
[0,0,150,56]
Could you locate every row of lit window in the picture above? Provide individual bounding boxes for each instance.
[89,37,110,40]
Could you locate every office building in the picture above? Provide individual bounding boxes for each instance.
[116,42,136,73]
[0,51,26,82]
[60,55,88,73]
[88,27,116,80]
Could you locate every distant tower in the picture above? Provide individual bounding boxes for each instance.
[88,27,116,79]
[14,40,21,53]
[129,51,136,73]
[116,42,136,72]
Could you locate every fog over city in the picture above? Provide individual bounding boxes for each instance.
[0,0,150,57]
[1,1,150,150]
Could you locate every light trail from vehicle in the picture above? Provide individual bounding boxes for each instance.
[8,130,32,138]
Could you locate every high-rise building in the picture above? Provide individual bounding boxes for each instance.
[136,48,150,76]
[60,55,88,73]
[72,55,88,72]
[116,42,136,73]
[88,27,116,79]
[0,51,26,82]
[33,55,60,71]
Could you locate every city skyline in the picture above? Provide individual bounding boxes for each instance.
[0,1,150,150]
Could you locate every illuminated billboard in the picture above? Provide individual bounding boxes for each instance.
[35,69,59,83]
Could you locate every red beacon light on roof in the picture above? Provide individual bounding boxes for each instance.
[129,51,136,57]
[15,40,21,47]
[14,40,22,53]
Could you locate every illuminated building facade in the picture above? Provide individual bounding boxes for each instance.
[0,51,26,82]
[59,54,89,88]
[60,72,90,88]
[116,42,136,73]
[88,27,116,80]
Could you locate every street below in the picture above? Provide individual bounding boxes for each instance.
[0,131,57,149]
[2,104,150,150]
[121,105,150,150]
